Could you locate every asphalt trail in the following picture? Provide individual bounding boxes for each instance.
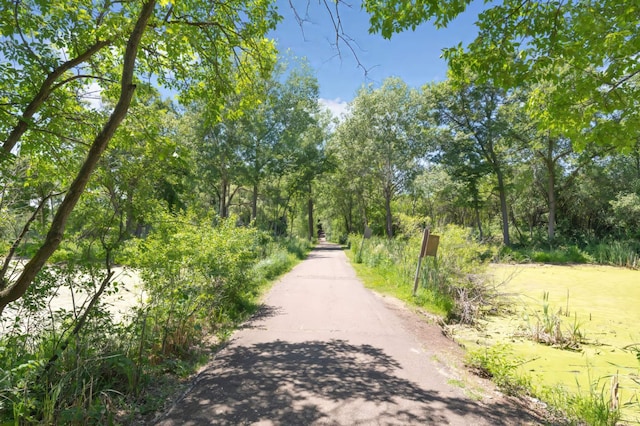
[155,242,542,425]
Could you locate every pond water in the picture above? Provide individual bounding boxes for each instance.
[452,264,640,422]
[1,266,144,334]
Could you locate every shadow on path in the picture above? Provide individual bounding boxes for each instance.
[238,304,282,330]
[311,244,344,251]
[157,340,541,425]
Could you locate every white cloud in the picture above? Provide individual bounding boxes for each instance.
[80,80,103,111]
[319,97,349,120]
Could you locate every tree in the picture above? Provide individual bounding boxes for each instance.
[365,0,640,150]
[506,82,616,243]
[189,96,247,219]
[97,87,189,234]
[422,79,518,245]
[332,77,425,238]
[0,0,279,315]
[235,59,320,224]
[283,109,333,240]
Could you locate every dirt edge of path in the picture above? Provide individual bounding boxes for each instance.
[375,292,568,426]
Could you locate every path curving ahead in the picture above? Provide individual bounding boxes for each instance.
[155,242,543,425]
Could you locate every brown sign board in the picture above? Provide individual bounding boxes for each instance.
[419,230,439,258]
[424,235,439,257]
[363,226,373,239]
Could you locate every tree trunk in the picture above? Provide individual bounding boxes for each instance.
[547,165,557,242]
[220,177,228,218]
[308,192,314,241]
[470,184,483,239]
[0,0,156,317]
[496,169,510,246]
[475,205,483,240]
[125,184,137,235]
[384,187,393,238]
[251,181,259,222]
[344,197,354,233]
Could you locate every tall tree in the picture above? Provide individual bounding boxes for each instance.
[0,0,279,315]
[508,83,614,243]
[283,109,333,240]
[332,77,425,238]
[237,59,320,223]
[422,79,518,245]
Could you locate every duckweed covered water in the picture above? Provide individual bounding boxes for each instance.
[452,264,640,422]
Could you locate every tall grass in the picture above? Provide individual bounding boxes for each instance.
[498,245,591,264]
[498,240,640,269]
[542,375,623,425]
[466,344,623,425]
[349,224,501,324]
[587,241,640,268]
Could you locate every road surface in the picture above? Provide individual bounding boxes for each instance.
[155,242,545,425]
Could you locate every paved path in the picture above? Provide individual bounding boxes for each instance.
[155,242,542,425]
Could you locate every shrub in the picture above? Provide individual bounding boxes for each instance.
[0,208,307,424]
[609,192,640,239]
[126,211,263,358]
[465,344,531,396]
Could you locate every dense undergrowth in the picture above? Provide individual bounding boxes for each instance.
[0,211,311,425]
[498,239,640,269]
[347,223,503,325]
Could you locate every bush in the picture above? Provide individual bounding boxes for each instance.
[283,236,313,260]
[0,209,308,424]
[126,211,264,358]
[609,192,640,239]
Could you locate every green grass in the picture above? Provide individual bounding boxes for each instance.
[345,249,452,318]
[499,241,640,269]
[499,245,592,264]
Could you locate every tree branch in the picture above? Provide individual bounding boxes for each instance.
[0,0,156,317]
[0,193,51,288]
[2,38,111,157]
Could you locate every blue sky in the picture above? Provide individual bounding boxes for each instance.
[270,1,483,115]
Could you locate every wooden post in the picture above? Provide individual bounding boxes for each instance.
[358,226,372,262]
[413,228,430,296]
[358,235,366,260]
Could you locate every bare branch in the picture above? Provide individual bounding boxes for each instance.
[0,191,62,287]
[51,74,118,92]
[284,1,374,79]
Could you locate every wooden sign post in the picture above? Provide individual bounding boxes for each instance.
[413,228,440,296]
[358,225,372,261]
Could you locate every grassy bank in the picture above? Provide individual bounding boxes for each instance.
[343,229,640,424]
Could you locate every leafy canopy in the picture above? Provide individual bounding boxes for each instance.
[364,0,640,149]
